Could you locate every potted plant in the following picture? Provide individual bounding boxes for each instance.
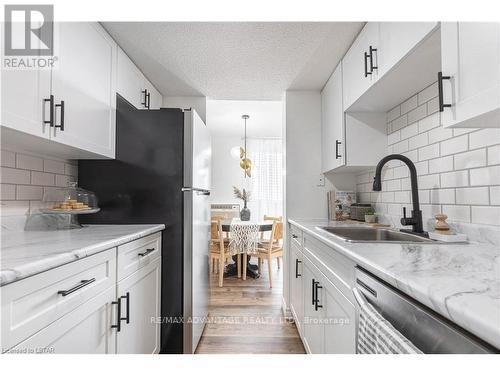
[233,186,251,221]
[364,208,376,223]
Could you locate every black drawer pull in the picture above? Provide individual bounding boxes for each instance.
[335,140,342,159]
[111,298,121,332]
[121,292,130,324]
[43,95,54,128]
[295,259,302,278]
[58,278,96,296]
[55,100,65,131]
[138,248,155,257]
[314,282,323,310]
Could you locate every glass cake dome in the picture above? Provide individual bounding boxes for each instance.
[40,182,99,214]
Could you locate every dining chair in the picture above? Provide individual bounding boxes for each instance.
[209,220,232,287]
[255,220,283,288]
[260,215,283,243]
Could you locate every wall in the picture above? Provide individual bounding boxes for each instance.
[0,148,78,217]
[356,81,500,229]
[210,135,245,205]
[284,91,331,220]
[162,96,207,123]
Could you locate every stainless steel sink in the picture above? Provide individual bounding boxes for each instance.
[317,226,436,243]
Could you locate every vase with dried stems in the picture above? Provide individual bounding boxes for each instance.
[233,186,251,221]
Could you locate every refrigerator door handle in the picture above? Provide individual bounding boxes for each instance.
[182,187,210,195]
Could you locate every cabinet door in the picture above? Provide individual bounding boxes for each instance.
[10,287,116,354]
[50,22,116,158]
[321,63,345,172]
[1,50,51,138]
[117,48,148,109]
[289,240,304,335]
[378,22,437,77]
[441,22,500,128]
[116,257,161,354]
[342,23,380,110]
[322,279,356,354]
[301,258,324,354]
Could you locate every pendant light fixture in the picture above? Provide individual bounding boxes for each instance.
[239,114,252,178]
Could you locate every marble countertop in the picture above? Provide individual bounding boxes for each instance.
[0,224,165,286]
[289,219,500,350]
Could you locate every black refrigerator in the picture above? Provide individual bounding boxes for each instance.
[79,95,211,354]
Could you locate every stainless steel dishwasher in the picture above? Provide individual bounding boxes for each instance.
[354,267,498,354]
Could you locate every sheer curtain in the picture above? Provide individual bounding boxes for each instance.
[245,138,283,221]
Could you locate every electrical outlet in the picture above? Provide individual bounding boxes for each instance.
[317,175,325,187]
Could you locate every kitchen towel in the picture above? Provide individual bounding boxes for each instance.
[353,288,422,354]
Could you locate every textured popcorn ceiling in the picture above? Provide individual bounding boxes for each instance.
[102,22,363,100]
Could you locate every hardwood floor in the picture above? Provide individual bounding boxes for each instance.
[195,258,305,354]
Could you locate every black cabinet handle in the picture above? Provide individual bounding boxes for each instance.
[364,51,371,77]
[335,140,342,159]
[314,282,323,311]
[43,95,54,128]
[369,45,378,73]
[141,89,149,109]
[57,278,96,296]
[111,298,121,332]
[55,100,65,131]
[295,259,302,278]
[438,72,452,112]
[121,292,130,324]
[291,234,298,239]
[138,248,155,257]
[146,92,151,109]
[312,278,316,305]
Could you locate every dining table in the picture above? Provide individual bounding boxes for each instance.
[219,219,274,279]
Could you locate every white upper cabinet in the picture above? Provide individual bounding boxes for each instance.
[321,63,345,172]
[440,22,500,128]
[50,23,117,158]
[117,48,163,110]
[378,22,438,77]
[342,23,380,110]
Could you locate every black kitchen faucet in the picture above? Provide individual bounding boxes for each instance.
[372,154,425,234]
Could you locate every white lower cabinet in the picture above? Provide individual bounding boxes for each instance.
[289,225,356,354]
[116,257,161,354]
[10,286,117,354]
[1,233,162,354]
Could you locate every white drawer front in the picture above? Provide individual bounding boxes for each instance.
[117,233,161,281]
[1,248,116,351]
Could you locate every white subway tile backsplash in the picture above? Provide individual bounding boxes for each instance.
[454,149,487,170]
[16,154,44,171]
[469,128,500,149]
[401,95,418,115]
[418,143,440,161]
[471,206,500,226]
[440,135,468,156]
[407,104,427,124]
[418,112,440,133]
[356,82,500,228]
[418,82,438,104]
[470,166,500,186]
[1,149,78,217]
[401,123,418,140]
[443,205,471,223]
[387,106,401,122]
[441,170,469,188]
[418,174,440,189]
[490,186,500,205]
[428,126,453,144]
[1,150,16,167]
[428,156,454,174]
[488,145,500,165]
[408,133,428,150]
[1,167,31,184]
[1,184,16,200]
[456,187,490,205]
[31,171,55,186]
[429,188,455,204]
[44,159,65,174]
[16,185,44,200]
